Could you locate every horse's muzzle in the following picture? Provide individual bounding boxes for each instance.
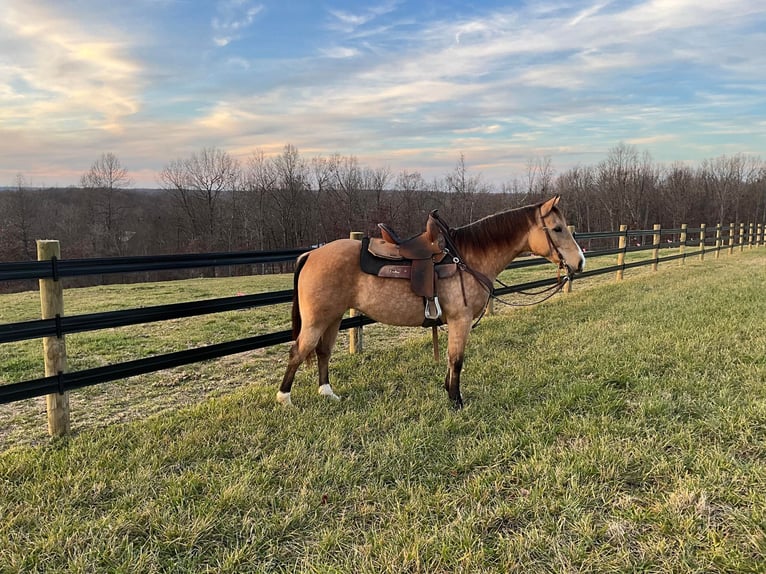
[565,257,585,277]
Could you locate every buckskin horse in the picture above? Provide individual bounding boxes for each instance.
[277,196,585,409]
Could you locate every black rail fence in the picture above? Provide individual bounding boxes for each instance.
[1,222,763,409]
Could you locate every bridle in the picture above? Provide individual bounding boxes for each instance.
[540,207,575,281]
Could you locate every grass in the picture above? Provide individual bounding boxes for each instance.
[1,248,766,572]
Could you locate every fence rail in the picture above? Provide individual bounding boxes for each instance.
[1,222,763,429]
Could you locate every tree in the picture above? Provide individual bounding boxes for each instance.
[444,153,487,223]
[328,153,366,235]
[556,165,598,232]
[80,152,133,255]
[595,143,657,230]
[0,174,37,260]
[525,156,555,199]
[660,163,697,227]
[241,149,277,249]
[158,147,240,251]
[270,144,313,247]
[700,154,761,224]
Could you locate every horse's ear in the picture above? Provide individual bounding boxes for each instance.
[540,195,561,218]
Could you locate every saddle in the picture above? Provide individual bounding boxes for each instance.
[363,212,456,323]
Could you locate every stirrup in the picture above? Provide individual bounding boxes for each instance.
[425,297,442,320]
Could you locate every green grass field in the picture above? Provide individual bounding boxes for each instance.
[1,248,765,572]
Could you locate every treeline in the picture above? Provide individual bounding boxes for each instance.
[2,143,765,266]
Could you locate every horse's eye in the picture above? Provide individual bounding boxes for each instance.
[553,226,563,233]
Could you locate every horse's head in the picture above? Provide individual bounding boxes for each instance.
[528,196,585,276]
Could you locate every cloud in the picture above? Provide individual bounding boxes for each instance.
[125,1,766,182]
[1,0,765,188]
[326,1,400,34]
[212,0,264,47]
[320,46,361,59]
[0,1,142,134]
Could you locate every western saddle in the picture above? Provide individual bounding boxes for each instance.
[366,212,456,323]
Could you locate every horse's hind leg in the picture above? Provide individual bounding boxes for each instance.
[277,325,324,406]
[316,318,343,401]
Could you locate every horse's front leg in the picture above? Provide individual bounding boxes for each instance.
[444,320,471,409]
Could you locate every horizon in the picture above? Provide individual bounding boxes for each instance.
[2,0,765,189]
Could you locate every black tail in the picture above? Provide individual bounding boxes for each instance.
[291,253,310,340]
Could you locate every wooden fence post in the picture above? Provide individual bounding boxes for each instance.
[699,224,706,261]
[652,224,661,271]
[348,232,364,354]
[715,223,722,259]
[616,224,627,281]
[739,223,745,252]
[679,223,687,264]
[37,240,70,437]
[748,223,754,249]
[758,223,763,247]
[564,225,575,293]
[729,222,735,255]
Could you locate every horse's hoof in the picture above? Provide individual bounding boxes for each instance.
[318,384,341,401]
[276,391,294,407]
[452,396,464,410]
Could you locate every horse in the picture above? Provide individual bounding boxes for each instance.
[277,195,585,409]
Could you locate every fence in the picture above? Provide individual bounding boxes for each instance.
[1,221,763,436]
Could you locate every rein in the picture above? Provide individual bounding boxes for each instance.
[491,274,569,307]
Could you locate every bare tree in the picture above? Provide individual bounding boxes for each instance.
[270,144,313,247]
[241,149,277,249]
[310,155,336,242]
[158,147,240,251]
[0,174,38,260]
[444,153,488,223]
[556,165,598,232]
[660,163,697,227]
[80,152,133,254]
[700,153,762,224]
[364,165,392,233]
[328,153,366,235]
[595,143,658,229]
[525,156,555,199]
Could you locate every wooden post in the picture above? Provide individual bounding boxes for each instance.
[564,225,575,293]
[348,231,364,354]
[758,223,763,247]
[37,240,70,437]
[739,223,745,252]
[748,223,754,249]
[715,223,722,259]
[652,224,661,271]
[616,224,627,281]
[729,222,735,255]
[679,223,687,264]
[699,223,706,261]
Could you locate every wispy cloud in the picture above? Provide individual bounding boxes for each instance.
[212,0,264,47]
[326,1,400,34]
[1,0,764,188]
[0,1,142,134]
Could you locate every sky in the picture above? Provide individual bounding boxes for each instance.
[1,0,765,189]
